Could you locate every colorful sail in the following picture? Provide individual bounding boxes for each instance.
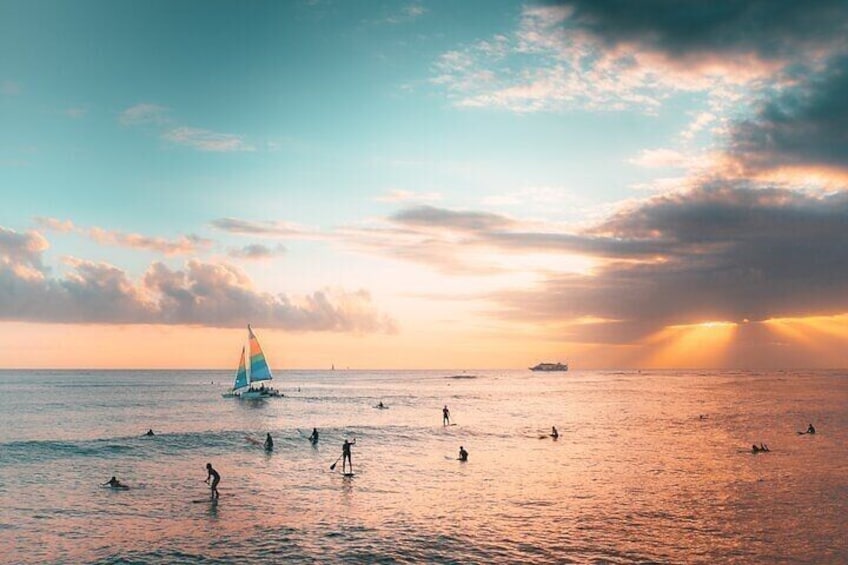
[247,325,273,382]
[232,346,249,391]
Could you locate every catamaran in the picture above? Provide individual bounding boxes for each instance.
[222,325,282,399]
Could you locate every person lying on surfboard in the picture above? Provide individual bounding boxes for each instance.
[264,433,273,452]
[205,463,220,499]
[104,476,125,488]
[459,446,468,461]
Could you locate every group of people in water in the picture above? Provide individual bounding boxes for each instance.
[749,423,816,453]
[106,405,568,498]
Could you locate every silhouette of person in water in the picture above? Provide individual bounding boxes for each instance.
[551,426,559,439]
[378,401,384,408]
[264,433,273,452]
[342,439,356,473]
[205,463,220,499]
[309,428,319,444]
[145,429,155,436]
[459,446,468,461]
[807,423,816,434]
[104,476,124,487]
[443,405,451,426]
[751,443,770,453]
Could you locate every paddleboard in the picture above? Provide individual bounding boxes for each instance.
[103,484,130,490]
[342,472,355,477]
[191,498,219,504]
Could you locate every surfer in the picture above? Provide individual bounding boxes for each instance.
[443,405,451,426]
[378,401,385,409]
[309,428,319,444]
[103,476,125,488]
[264,433,273,452]
[145,429,155,436]
[204,463,220,499]
[807,423,816,434]
[459,446,468,461]
[342,438,356,474]
[551,426,559,439]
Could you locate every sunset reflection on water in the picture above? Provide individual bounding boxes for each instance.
[1,369,846,564]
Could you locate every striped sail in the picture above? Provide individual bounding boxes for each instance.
[247,325,273,383]
[232,346,249,391]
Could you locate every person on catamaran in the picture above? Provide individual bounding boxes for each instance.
[443,405,451,426]
[145,429,155,436]
[807,423,816,434]
[551,426,559,439]
[309,428,319,444]
[459,446,468,461]
[103,476,125,488]
[342,439,356,473]
[205,463,220,499]
[264,433,273,452]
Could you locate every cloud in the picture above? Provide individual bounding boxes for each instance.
[628,148,692,169]
[391,205,515,232]
[119,104,255,153]
[119,103,169,126]
[0,226,48,278]
[35,217,212,256]
[375,2,426,24]
[0,233,395,333]
[431,1,848,114]
[87,227,213,256]
[348,181,848,343]
[211,217,310,239]
[729,55,848,175]
[375,189,442,203]
[163,127,254,152]
[228,243,286,260]
[489,183,848,342]
[559,0,848,62]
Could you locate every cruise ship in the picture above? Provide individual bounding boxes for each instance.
[529,362,568,372]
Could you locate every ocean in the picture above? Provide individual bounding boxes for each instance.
[0,369,846,564]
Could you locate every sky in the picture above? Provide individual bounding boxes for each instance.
[2,0,848,370]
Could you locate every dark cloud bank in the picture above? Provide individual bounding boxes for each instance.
[389,183,848,342]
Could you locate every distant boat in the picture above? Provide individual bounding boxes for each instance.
[530,362,568,372]
[222,325,283,399]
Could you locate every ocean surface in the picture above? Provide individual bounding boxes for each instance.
[1,369,846,564]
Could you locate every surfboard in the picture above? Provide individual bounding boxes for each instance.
[342,472,355,477]
[103,484,130,490]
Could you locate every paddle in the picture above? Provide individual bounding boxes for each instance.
[329,455,343,471]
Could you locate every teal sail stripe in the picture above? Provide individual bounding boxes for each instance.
[233,347,249,391]
[249,353,273,382]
